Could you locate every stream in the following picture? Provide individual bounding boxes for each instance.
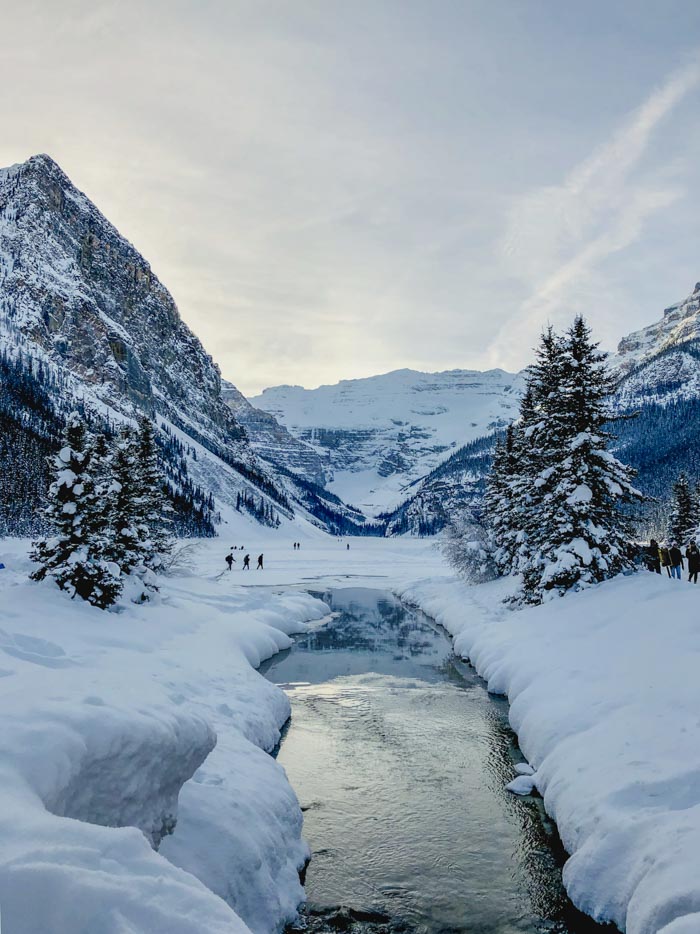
[261,587,611,934]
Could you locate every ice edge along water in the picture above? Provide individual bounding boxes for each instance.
[0,540,328,934]
[398,572,700,934]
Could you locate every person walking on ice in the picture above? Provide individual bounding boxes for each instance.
[257,554,264,570]
[225,551,235,571]
[243,554,251,570]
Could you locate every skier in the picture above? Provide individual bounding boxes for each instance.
[687,542,700,584]
[225,551,235,571]
[243,554,251,570]
[659,543,672,578]
[257,553,264,570]
[669,543,684,580]
[646,539,661,574]
[346,543,350,550]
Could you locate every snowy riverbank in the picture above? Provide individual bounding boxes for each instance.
[398,572,700,934]
[0,540,327,934]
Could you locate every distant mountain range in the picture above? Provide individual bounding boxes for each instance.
[251,368,523,515]
[0,153,697,538]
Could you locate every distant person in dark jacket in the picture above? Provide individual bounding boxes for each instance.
[646,539,661,574]
[225,552,235,571]
[669,544,684,580]
[687,542,700,584]
[257,554,264,570]
[243,554,250,570]
[659,544,672,577]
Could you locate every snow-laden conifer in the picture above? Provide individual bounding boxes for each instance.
[667,473,698,546]
[30,413,122,608]
[134,416,172,570]
[105,426,148,575]
[523,317,641,601]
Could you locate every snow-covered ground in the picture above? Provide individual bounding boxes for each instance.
[0,536,330,934]
[398,572,700,934]
[4,526,699,934]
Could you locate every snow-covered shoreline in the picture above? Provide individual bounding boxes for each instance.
[398,572,700,934]
[0,540,327,934]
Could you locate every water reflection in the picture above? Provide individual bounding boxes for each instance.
[262,589,613,934]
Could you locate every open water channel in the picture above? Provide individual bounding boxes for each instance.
[261,587,612,934]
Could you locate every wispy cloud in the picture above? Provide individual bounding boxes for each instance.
[488,58,700,366]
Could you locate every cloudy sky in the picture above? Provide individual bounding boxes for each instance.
[2,0,700,395]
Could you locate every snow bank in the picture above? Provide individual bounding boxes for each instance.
[0,541,327,934]
[398,572,700,934]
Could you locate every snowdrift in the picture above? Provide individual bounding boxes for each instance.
[399,573,700,934]
[0,542,327,934]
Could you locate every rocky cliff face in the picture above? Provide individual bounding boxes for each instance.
[0,154,383,535]
[614,282,700,378]
[611,281,700,410]
[0,154,247,458]
[221,380,330,487]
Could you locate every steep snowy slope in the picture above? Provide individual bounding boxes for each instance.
[252,368,523,515]
[0,154,361,534]
[0,154,246,456]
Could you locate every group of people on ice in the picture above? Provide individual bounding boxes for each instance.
[225,550,263,571]
[645,539,700,583]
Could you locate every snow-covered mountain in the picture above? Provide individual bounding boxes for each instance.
[252,368,523,515]
[611,281,700,409]
[0,154,365,535]
[221,380,330,487]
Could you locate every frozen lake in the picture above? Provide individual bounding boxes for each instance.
[262,588,611,934]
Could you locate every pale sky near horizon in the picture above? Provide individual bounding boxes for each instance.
[2,1,700,396]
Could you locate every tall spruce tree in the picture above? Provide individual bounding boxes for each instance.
[30,413,122,608]
[134,416,172,569]
[667,473,698,545]
[515,327,568,593]
[522,317,640,601]
[105,426,148,574]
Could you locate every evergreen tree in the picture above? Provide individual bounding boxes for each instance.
[105,426,147,574]
[134,416,172,569]
[667,473,698,545]
[522,317,641,601]
[30,414,122,608]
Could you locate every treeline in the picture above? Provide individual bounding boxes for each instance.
[236,489,281,527]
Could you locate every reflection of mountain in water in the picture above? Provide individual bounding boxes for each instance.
[306,589,438,658]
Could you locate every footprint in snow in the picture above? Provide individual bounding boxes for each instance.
[0,629,75,668]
